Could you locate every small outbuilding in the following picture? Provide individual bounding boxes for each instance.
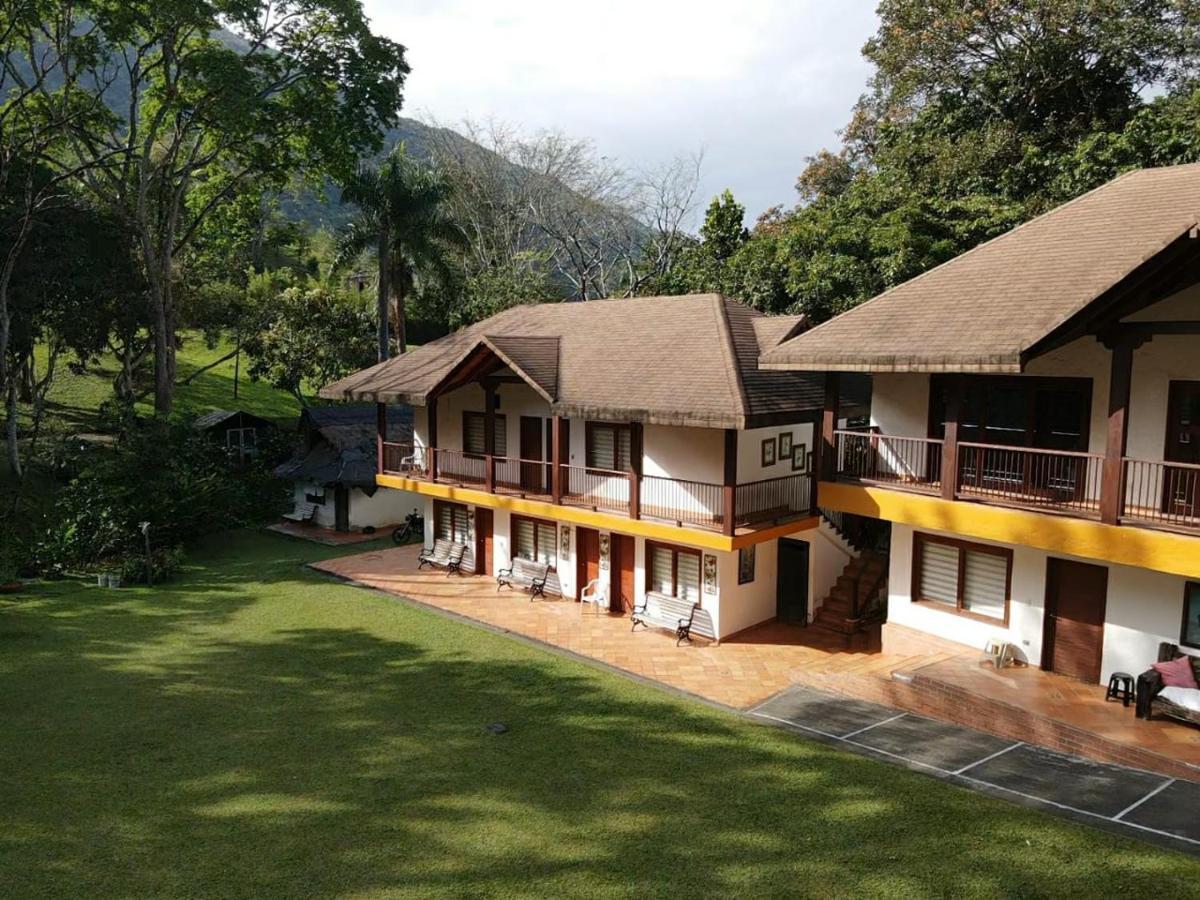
[274,403,421,532]
[192,409,278,461]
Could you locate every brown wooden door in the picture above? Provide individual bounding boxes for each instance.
[1043,558,1108,683]
[520,416,544,492]
[576,528,600,603]
[474,508,493,577]
[1163,381,1200,517]
[610,534,635,614]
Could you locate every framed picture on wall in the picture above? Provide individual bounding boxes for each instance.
[738,545,756,585]
[761,438,776,467]
[703,554,718,594]
[560,525,571,561]
[779,432,792,460]
[792,442,808,472]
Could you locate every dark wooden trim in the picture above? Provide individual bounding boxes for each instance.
[911,531,1012,627]
[630,422,643,520]
[819,373,840,482]
[723,429,738,537]
[1182,581,1200,650]
[1041,556,1109,679]
[584,421,633,469]
[939,375,962,500]
[646,539,702,599]
[427,398,439,481]
[510,513,559,571]
[375,402,387,475]
[551,415,563,504]
[1100,339,1134,524]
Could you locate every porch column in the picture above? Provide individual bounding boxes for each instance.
[818,373,840,483]
[375,400,387,475]
[939,375,963,501]
[1100,335,1141,524]
[427,397,439,481]
[551,414,563,504]
[629,422,643,520]
[723,428,737,537]
[808,411,821,516]
[484,382,497,493]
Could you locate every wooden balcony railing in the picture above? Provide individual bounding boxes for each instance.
[834,429,942,493]
[956,443,1103,517]
[831,431,1200,535]
[379,442,811,533]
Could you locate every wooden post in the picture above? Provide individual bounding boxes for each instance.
[808,411,821,516]
[819,373,840,482]
[376,400,387,475]
[1100,336,1138,524]
[485,383,497,493]
[551,414,563,504]
[940,376,962,501]
[629,422,643,520]
[427,397,439,482]
[723,428,738,536]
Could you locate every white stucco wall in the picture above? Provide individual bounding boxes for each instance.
[870,374,931,437]
[290,481,420,530]
[793,520,856,619]
[737,422,816,483]
[886,522,1197,683]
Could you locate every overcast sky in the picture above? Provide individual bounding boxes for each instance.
[361,1,879,226]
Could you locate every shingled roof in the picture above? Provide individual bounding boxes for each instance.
[761,164,1200,374]
[320,294,854,429]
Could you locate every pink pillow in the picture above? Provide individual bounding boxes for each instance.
[1153,655,1199,689]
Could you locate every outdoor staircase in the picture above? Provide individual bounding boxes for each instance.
[811,550,888,639]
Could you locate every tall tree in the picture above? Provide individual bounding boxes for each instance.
[336,144,463,359]
[48,0,407,415]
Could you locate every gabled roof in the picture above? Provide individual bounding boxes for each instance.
[320,294,860,429]
[275,404,412,487]
[761,164,1200,373]
[191,409,277,432]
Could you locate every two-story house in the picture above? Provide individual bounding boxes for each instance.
[321,294,867,641]
[763,164,1200,684]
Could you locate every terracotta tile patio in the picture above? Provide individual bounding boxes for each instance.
[311,543,1200,782]
[267,521,394,546]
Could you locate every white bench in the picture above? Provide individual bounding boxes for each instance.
[497,558,549,600]
[632,591,698,645]
[282,502,318,524]
[419,539,467,576]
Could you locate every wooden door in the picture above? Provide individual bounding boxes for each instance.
[333,485,350,532]
[1163,381,1200,517]
[776,539,810,625]
[1043,558,1108,682]
[576,528,600,603]
[610,534,634,613]
[520,416,544,493]
[474,508,493,577]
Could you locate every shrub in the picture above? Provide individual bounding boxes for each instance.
[118,547,186,584]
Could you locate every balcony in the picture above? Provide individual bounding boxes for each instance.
[381,442,813,534]
[833,429,1200,535]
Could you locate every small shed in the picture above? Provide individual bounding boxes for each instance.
[274,404,418,531]
[192,409,277,461]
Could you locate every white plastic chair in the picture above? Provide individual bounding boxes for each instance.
[580,579,608,615]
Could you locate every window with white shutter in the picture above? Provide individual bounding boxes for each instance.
[676,552,701,603]
[463,412,506,456]
[587,423,632,471]
[914,533,1009,623]
[435,502,470,543]
[647,542,701,601]
[512,516,556,568]
[649,545,674,595]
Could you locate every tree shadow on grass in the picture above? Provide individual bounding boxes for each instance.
[1,540,1197,898]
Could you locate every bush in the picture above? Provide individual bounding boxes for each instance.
[118,547,186,584]
[30,419,290,575]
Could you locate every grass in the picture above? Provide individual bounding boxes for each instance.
[1,531,1197,899]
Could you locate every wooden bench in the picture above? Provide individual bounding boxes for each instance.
[282,502,318,524]
[497,558,549,600]
[631,591,698,645]
[419,539,467,576]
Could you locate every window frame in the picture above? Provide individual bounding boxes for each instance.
[511,514,558,570]
[585,421,632,472]
[462,410,507,458]
[1182,581,1200,650]
[911,531,1012,626]
[928,374,1093,452]
[646,540,702,601]
[433,500,470,544]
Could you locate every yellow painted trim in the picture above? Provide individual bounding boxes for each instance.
[819,481,1200,580]
[377,474,815,553]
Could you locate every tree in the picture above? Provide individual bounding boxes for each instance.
[335,144,463,359]
[243,281,376,407]
[49,0,408,416]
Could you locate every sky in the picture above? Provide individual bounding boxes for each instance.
[361,1,879,226]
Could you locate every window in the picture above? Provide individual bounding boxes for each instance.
[435,502,470,543]
[647,542,701,603]
[463,412,507,456]
[929,375,1091,452]
[225,427,259,461]
[1183,582,1200,649]
[512,516,556,568]
[912,532,1010,624]
[586,422,632,471]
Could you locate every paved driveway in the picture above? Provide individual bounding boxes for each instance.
[752,685,1199,855]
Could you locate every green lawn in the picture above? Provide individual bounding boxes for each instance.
[1,532,1197,899]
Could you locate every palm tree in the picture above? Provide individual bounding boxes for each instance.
[336,144,463,359]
